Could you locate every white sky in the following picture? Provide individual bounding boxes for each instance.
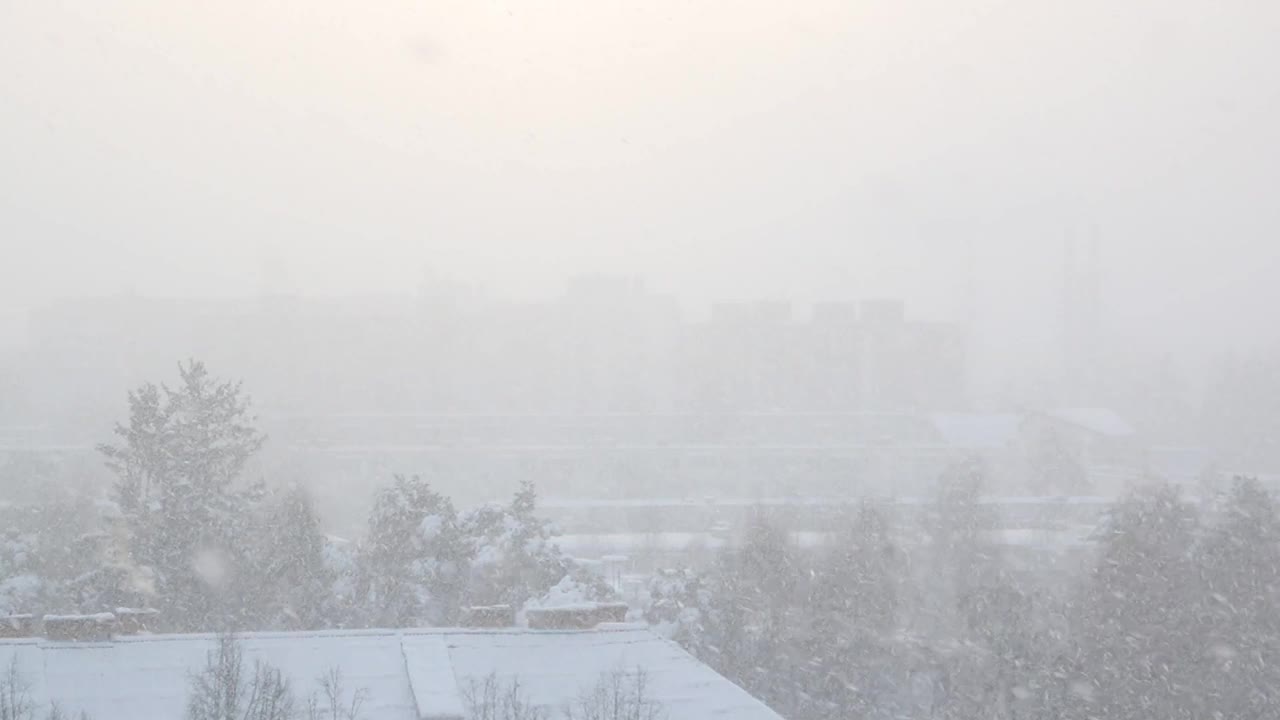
[3,0,1279,374]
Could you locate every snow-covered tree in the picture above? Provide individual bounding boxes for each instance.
[1193,476,1280,719]
[794,503,899,719]
[1077,483,1201,720]
[524,569,614,615]
[0,530,42,616]
[61,523,152,618]
[357,474,468,627]
[919,460,1001,637]
[936,572,1079,720]
[816,502,897,635]
[643,568,706,646]
[243,486,333,630]
[321,536,360,628]
[98,361,267,630]
[690,517,800,705]
[0,499,151,618]
[461,482,590,611]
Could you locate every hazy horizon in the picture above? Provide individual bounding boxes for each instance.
[7,9,1280,717]
[5,0,1280,386]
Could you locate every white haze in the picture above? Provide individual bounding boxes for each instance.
[3,0,1279,387]
[7,5,1280,720]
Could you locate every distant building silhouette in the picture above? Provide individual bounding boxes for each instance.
[19,276,965,418]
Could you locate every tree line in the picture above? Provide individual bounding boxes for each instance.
[2,362,610,631]
[646,469,1280,720]
[4,362,1280,719]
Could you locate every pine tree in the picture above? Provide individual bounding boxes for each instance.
[98,361,266,630]
[321,537,360,629]
[819,502,897,634]
[1194,476,1280,719]
[799,503,899,719]
[1077,483,1202,720]
[921,460,1001,638]
[0,529,42,616]
[943,572,1071,720]
[244,486,333,630]
[693,516,801,710]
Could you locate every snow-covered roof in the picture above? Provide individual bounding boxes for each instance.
[0,626,783,720]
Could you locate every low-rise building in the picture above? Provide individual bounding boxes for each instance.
[0,624,785,720]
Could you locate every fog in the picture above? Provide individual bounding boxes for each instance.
[5,1,1279,360]
[3,2,1280,719]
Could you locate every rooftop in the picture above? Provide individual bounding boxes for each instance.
[0,626,783,720]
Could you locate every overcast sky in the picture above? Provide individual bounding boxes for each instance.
[3,0,1278,375]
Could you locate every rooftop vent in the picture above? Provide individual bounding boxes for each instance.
[460,605,514,628]
[43,613,115,642]
[0,615,35,639]
[115,608,160,635]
